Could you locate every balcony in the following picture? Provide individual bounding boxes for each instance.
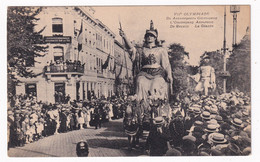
[45,64,84,79]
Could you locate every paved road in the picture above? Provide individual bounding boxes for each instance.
[8,119,148,157]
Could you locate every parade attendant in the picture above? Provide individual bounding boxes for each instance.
[119,20,173,103]
[124,96,141,150]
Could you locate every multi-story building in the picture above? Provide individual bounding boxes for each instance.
[15,7,116,103]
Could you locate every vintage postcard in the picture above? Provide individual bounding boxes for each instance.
[5,5,252,158]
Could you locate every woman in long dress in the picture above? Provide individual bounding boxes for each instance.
[119,20,173,103]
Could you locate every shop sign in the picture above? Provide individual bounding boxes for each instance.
[44,36,71,43]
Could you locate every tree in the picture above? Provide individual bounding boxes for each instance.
[168,43,190,101]
[227,27,250,94]
[7,7,47,101]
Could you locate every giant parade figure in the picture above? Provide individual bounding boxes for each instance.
[191,55,216,96]
[119,20,173,103]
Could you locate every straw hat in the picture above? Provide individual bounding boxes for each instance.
[165,148,182,156]
[205,124,218,133]
[183,135,196,142]
[203,105,211,111]
[201,111,211,120]
[199,151,210,156]
[211,148,224,156]
[208,133,227,144]
[207,119,220,128]
[231,118,244,127]
[215,115,223,123]
[210,107,218,114]
[226,143,241,155]
[153,116,165,126]
[242,147,251,155]
[193,107,202,114]
[242,111,249,116]
[194,121,204,127]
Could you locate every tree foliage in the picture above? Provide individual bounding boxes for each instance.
[7,7,47,84]
[227,28,250,94]
[168,43,189,100]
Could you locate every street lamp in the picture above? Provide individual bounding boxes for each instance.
[230,5,240,48]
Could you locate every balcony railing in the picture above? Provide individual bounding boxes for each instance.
[45,64,84,74]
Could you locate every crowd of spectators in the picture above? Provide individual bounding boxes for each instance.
[7,90,251,156]
[7,94,126,149]
[46,59,85,73]
[160,91,251,156]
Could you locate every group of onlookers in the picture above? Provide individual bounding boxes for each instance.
[8,90,251,156]
[141,91,251,156]
[7,94,127,149]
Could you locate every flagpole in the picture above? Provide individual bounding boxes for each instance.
[77,20,83,62]
[119,17,130,95]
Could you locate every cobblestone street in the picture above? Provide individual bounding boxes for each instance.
[8,119,147,157]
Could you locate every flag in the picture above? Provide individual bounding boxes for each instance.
[102,54,110,69]
[77,20,83,52]
[65,43,72,61]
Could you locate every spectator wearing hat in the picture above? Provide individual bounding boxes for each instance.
[208,133,227,148]
[169,110,185,147]
[59,109,68,133]
[48,106,60,134]
[77,110,85,130]
[229,118,244,137]
[145,117,171,156]
[36,118,44,139]
[201,111,211,122]
[182,135,197,155]
[224,142,242,156]
[94,107,102,129]
[166,147,182,156]
[242,147,251,155]
[83,106,91,128]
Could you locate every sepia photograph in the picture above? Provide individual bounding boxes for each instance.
[3,2,256,159]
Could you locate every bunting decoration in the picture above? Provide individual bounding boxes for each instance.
[102,54,110,69]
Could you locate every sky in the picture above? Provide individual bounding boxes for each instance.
[92,6,250,65]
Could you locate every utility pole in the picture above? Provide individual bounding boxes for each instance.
[220,6,230,94]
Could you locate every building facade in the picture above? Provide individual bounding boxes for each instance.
[15,7,116,103]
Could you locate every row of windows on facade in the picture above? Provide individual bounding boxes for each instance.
[53,18,113,52]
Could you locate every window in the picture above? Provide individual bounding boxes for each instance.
[25,55,35,67]
[52,18,63,34]
[54,83,65,103]
[25,83,37,97]
[53,46,64,62]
